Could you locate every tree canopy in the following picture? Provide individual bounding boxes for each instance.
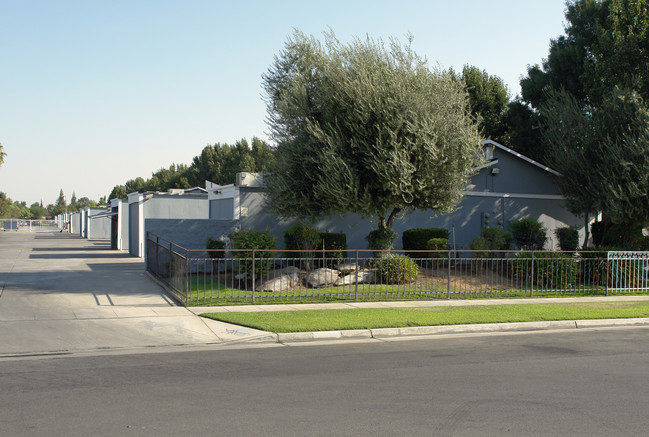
[262,30,483,231]
[460,65,510,145]
[518,0,649,232]
[0,142,6,168]
[107,137,274,201]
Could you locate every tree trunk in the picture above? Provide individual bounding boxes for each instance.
[386,208,401,229]
[583,212,590,248]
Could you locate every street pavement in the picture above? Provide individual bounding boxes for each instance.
[2,230,649,358]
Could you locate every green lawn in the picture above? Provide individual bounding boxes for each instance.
[201,301,649,333]
[183,272,613,306]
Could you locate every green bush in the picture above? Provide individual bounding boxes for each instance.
[578,247,612,285]
[314,231,347,268]
[470,227,511,258]
[509,218,547,250]
[374,254,420,284]
[555,226,579,252]
[229,229,276,276]
[366,228,398,255]
[205,236,226,259]
[283,223,321,257]
[402,228,449,258]
[590,221,607,247]
[591,219,644,249]
[511,252,578,289]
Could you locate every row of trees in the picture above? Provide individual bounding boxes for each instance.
[108,138,275,200]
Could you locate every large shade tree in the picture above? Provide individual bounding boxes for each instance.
[262,31,483,234]
[542,87,649,244]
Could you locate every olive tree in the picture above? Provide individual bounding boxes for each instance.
[262,30,483,237]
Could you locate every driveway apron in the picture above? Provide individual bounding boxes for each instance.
[0,232,268,356]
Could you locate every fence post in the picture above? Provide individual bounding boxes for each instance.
[447,250,451,299]
[530,251,535,298]
[154,234,159,275]
[185,249,189,305]
[605,253,610,296]
[355,250,359,301]
[252,250,256,304]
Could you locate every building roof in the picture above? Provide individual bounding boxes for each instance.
[481,139,560,177]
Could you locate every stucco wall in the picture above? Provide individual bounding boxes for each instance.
[85,208,110,240]
[145,218,239,256]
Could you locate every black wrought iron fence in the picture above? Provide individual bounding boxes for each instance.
[146,233,649,306]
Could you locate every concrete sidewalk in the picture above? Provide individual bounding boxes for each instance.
[0,232,273,357]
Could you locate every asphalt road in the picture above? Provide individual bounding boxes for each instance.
[2,327,649,436]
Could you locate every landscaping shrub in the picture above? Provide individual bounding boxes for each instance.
[509,218,547,250]
[592,218,643,249]
[314,231,347,268]
[402,228,449,258]
[421,237,449,268]
[555,226,579,252]
[512,252,578,289]
[590,221,607,247]
[470,227,511,258]
[229,229,276,276]
[374,254,420,284]
[578,247,612,286]
[284,223,320,254]
[283,223,320,259]
[205,236,226,259]
[366,228,398,256]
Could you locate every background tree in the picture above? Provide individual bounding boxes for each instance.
[186,138,275,186]
[263,30,483,234]
[460,65,511,145]
[52,189,67,216]
[108,185,128,201]
[29,202,48,219]
[542,87,649,244]
[0,142,6,168]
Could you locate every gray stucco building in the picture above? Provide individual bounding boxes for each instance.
[206,140,586,251]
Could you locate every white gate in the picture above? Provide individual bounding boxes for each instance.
[607,251,649,292]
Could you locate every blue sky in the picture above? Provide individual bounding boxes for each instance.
[0,0,567,206]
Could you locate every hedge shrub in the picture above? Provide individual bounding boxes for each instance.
[229,229,276,276]
[512,252,578,289]
[205,236,226,259]
[509,218,547,250]
[402,228,449,258]
[470,227,511,258]
[283,223,320,258]
[366,228,398,255]
[555,226,579,252]
[314,231,347,268]
[374,254,420,284]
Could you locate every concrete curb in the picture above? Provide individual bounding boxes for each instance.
[273,318,649,343]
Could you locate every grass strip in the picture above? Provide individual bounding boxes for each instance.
[201,302,649,333]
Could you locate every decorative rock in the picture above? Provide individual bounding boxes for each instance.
[335,263,359,274]
[259,273,300,292]
[235,273,247,280]
[335,270,376,286]
[278,266,303,276]
[305,268,340,288]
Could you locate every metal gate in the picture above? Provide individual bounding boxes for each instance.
[607,251,649,292]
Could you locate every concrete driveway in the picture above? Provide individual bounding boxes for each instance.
[0,231,270,356]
